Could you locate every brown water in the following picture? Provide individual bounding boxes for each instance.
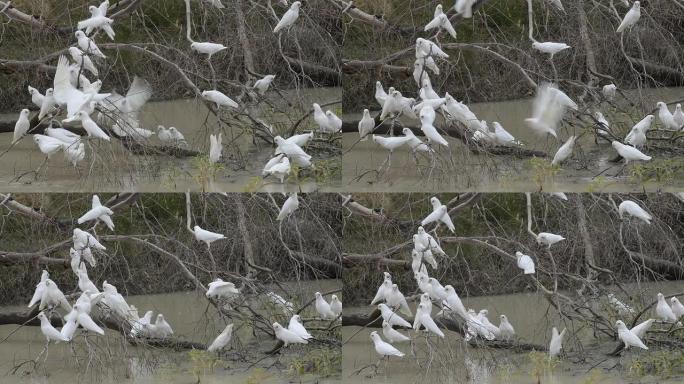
[0,279,341,383]
[343,280,684,383]
[0,87,341,193]
[343,87,684,192]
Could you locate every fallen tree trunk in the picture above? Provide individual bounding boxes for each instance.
[0,118,201,158]
[341,118,547,158]
[342,310,546,352]
[0,306,205,350]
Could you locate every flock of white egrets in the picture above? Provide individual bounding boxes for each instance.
[10,0,342,185]
[359,1,683,175]
[25,192,340,357]
[364,193,682,365]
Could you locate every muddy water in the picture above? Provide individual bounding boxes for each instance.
[0,87,341,193]
[343,87,684,192]
[343,280,684,383]
[0,279,341,383]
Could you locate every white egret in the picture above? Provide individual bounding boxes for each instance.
[288,315,312,340]
[551,136,576,166]
[382,321,410,343]
[421,197,455,232]
[370,331,404,358]
[13,109,30,144]
[277,193,299,221]
[616,1,640,33]
[516,251,535,274]
[202,90,239,109]
[536,232,565,248]
[618,200,652,224]
[193,225,225,247]
[549,327,566,358]
[315,292,336,319]
[656,293,677,322]
[253,75,276,95]
[208,324,234,352]
[616,320,648,350]
[378,303,412,328]
[205,279,240,301]
[499,315,516,340]
[273,1,301,33]
[273,322,308,346]
[358,109,375,140]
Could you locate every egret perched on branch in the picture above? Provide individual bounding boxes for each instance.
[288,315,312,340]
[277,193,299,220]
[207,324,234,352]
[421,197,455,232]
[253,75,276,95]
[618,200,652,224]
[516,251,535,274]
[370,331,404,358]
[616,1,640,33]
[193,225,225,248]
[273,1,301,33]
[549,327,566,358]
[78,194,115,230]
[616,320,648,350]
[273,322,308,346]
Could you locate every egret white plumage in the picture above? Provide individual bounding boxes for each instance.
[385,284,411,316]
[38,312,69,342]
[315,292,336,319]
[370,331,404,357]
[190,42,227,58]
[616,320,648,350]
[656,102,679,130]
[612,141,651,163]
[603,84,617,100]
[288,315,313,340]
[13,109,30,144]
[358,109,375,140]
[273,136,312,167]
[532,41,571,59]
[206,279,240,301]
[414,303,445,338]
[273,322,308,346]
[330,295,343,317]
[516,251,535,274]
[382,321,410,343]
[209,133,222,164]
[618,200,652,224]
[536,232,565,248]
[40,279,72,312]
[207,324,234,352]
[670,297,684,318]
[253,75,276,95]
[424,5,457,39]
[656,293,677,322]
[378,303,412,328]
[77,8,115,40]
[277,193,299,220]
[273,1,301,33]
[202,90,238,109]
[326,110,343,133]
[616,1,640,33]
[28,270,49,308]
[75,30,105,58]
[78,194,115,230]
[549,327,566,358]
[551,136,576,165]
[193,225,225,247]
[499,315,516,340]
[421,197,455,232]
